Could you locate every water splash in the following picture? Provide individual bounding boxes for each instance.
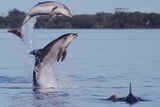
[53,63,78,88]
[19,18,37,83]
[34,63,75,89]
[35,64,58,88]
[21,17,36,53]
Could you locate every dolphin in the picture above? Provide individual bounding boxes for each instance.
[30,33,78,88]
[7,1,72,39]
[106,83,147,104]
[125,83,139,104]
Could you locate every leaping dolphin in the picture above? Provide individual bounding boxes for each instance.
[30,33,78,88]
[7,1,72,39]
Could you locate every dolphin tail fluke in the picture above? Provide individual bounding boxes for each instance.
[7,28,23,39]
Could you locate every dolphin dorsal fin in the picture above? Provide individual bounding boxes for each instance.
[129,83,132,94]
[38,1,53,5]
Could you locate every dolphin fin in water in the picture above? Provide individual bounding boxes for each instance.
[126,83,139,104]
[129,83,132,94]
[7,28,23,39]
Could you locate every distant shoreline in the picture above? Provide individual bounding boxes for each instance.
[0,9,160,29]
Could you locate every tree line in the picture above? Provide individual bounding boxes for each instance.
[0,8,160,29]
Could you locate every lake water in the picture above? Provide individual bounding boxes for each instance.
[0,29,160,107]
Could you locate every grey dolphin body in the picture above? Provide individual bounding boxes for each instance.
[7,1,72,39]
[125,83,139,104]
[30,33,78,88]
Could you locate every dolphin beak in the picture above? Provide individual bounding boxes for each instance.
[73,33,78,37]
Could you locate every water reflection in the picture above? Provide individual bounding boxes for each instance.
[33,87,55,93]
[32,89,69,107]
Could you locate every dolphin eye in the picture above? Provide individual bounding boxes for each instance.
[64,37,67,40]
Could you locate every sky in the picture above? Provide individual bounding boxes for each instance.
[0,0,160,16]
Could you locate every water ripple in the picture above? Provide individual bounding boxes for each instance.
[0,76,30,83]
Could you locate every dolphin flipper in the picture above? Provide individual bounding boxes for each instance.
[61,50,67,62]
[49,6,58,21]
[57,49,67,62]
[57,49,63,62]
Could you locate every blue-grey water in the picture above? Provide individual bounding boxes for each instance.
[0,29,160,107]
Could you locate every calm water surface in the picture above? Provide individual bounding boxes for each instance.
[0,29,160,107]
